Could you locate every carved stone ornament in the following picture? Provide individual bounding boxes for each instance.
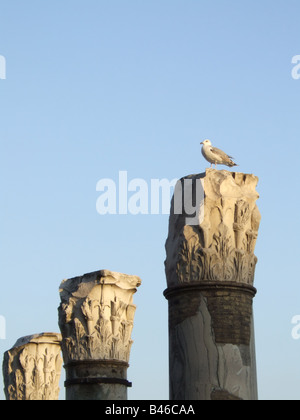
[58,270,142,365]
[165,170,261,287]
[3,333,63,400]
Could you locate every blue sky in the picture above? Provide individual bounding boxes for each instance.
[0,0,300,400]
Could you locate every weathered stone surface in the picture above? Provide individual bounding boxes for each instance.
[58,269,141,400]
[165,169,261,287]
[165,286,257,400]
[3,333,62,400]
[164,170,260,400]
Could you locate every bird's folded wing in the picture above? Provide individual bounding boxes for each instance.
[211,147,234,160]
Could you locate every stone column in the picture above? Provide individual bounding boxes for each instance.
[58,269,141,400]
[164,169,261,400]
[3,333,63,400]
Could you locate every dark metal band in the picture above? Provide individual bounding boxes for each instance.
[164,281,257,300]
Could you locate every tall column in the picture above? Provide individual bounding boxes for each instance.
[164,169,261,400]
[3,333,63,400]
[58,269,141,400]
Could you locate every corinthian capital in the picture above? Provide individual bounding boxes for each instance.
[3,333,62,400]
[58,270,141,365]
[165,169,261,287]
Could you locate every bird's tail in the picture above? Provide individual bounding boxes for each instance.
[229,160,238,167]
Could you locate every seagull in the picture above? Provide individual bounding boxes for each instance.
[200,139,238,168]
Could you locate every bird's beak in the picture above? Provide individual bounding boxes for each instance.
[200,142,204,145]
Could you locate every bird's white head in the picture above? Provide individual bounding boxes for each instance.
[200,139,212,146]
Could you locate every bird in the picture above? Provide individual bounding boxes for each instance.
[200,139,238,168]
